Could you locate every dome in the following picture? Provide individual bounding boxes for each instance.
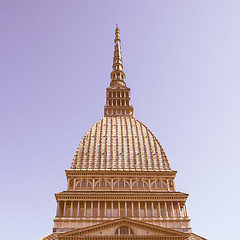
[71,116,171,171]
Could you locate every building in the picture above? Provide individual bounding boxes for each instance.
[41,26,206,240]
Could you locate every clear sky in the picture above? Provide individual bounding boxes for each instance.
[0,1,239,239]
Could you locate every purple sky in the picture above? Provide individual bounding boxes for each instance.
[1,1,240,239]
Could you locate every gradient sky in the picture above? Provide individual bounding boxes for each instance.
[1,1,240,239]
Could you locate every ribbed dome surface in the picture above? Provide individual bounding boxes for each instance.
[71,117,171,171]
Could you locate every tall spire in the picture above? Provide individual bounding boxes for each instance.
[104,25,133,117]
[110,25,126,87]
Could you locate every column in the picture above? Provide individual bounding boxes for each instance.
[84,202,86,217]
[132,202,134,217]
[92,179,95,191]
[63,201,66,217]
[111,179,114,191]
[145,202,148,217]
[167,179,170,191]
[73,178,76,191]
[173,180,176,191]
[77,202,80,217]
[148,179,151,191]
[104,202,107,217]
[111,201,114,217]
[138,202,141,218]
[158,202,161,217]
[184,204,188,217]
[70,201,73,217]
[98,201,100,218]
[171,202,175,218]
[182,204,186,217]
[151,202,154,217]
[118,202,121,217]
[67,178,70,190]
[56,202,61,217]
[178,202,181,218]
[91,202,93,217]
[125,202,127,217]
[130,179,132,191]
[165,202,168,218]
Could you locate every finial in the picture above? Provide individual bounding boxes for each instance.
[111,25,125,87]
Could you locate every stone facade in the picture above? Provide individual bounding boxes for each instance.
[41,26,206,240]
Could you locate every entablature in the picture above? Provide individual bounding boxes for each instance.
[55,192,189,202]
[65,169,177,178]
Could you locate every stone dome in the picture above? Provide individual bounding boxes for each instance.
[71,116,171,171]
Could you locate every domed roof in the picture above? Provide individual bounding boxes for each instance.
[71,116,171,171]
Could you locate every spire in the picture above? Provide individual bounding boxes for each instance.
[104,25,133,117]
[110,24,126,87]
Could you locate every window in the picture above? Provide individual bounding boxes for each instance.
[95,181,110,188]
[152,181,167,189]
[114,181,129,188]
[76,180,91,188]
[133,181,148,188]
[115,227,133,236]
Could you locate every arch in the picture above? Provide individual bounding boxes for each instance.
[115,227,133,236]
[95,180,111,188]
[133,181,148,189]
[114,180,130,189]
[76,180,91,188]
[151,181,167,189]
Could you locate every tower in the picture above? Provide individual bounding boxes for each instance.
[42,26,206,240]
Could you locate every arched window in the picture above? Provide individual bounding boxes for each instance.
[133,181,148,189]
[115,227,133,236]
[76,180,91,188]
[114,181,129,188]
[152,181,167,189]
[95,180,110,188]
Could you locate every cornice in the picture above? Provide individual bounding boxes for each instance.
[65,169,177,178]
[55,191,188,201]
[54,218,191,223]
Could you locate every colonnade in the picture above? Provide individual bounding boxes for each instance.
[105,109,131,116]
[56,201,188,219]
[108,99,130,107]
[108,91,129,99]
